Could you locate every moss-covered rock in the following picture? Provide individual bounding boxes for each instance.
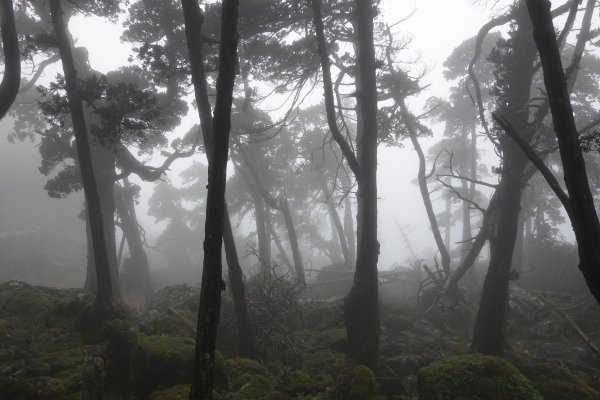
[335,365,380,400]
[128,334,195,396]
[275,368,316,396]
[418,354,542,400]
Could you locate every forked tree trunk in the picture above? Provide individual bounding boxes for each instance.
[181,0,256,363]
[49,0,113,309]
[186,0,239,396]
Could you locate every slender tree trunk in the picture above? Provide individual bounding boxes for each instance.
[222,204,257,359]
[401,98,451,273]
[344,195,356,268]
[237,149,306,286]
[466,123,478,287]
[264,203,272,264]
[250,187,270,268]
[0,0,20,119]
[318,173,351,268]
[181,0,256,364]
[49,0,113,309]
[526,0,600,305]
[343,0,380,370]
[187,0,239,396]
[270,222,294,271]
[472,2,535,355]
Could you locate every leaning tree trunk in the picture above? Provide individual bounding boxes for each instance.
[472,2,535,355]
[526,0,600,304]
[0,0,20,120]
[343,0,380,370]
[181,0,256,362]
[49,0,113,309]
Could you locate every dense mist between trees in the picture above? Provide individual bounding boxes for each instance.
[2,0,600,399]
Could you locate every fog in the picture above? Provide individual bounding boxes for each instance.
[2,0,600,399]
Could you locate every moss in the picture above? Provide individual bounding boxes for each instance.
[275,368,316,396]
[154,312,195,337]
[128,334,194,396]
[335,365,380,400]
[320,328,348,352]
[148,384,190,399]
[418,354,542,400]
[519,361,598,400]
[225,357,268,388]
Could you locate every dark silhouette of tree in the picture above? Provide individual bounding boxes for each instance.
[0,0,20,119]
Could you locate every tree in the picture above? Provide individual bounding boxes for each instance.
[501,0,600,305]
[0,0,20,119]
[49,0,113,312]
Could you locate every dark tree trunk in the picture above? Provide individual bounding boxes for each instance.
[181,0,256,365]
[472,2,535,355]
[187,0,239,396]
[466,123,478,288]
[526,0,600,305]
[49,0,113,309]
[115,178,154,305]
[343,0,380,370]
[0,0,19,119]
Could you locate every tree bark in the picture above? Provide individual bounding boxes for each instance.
[181,0,256,364]
[250,186,270,268]
[472,2,535,355]
[49,0,113,309]
[343,0,380,370]
[0,0,19,119]
[525,0,600,305]
[187,0,239,397]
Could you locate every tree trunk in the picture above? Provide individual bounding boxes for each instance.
[526,0,600,305]
[472,2,535,355]
[187,0,239,396]
[49,0,113,309]
[223,204,257,359]
[181,0,256,368]
[318,173,352,268]
[115,179,154,305]
[0,0,20,119]
[344,195,356,268]
[250,187,270,268]
[343,0,380,370]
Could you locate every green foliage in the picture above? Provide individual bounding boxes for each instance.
[418,354,542,400]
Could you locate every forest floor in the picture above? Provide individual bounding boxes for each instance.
[1,279,600,399]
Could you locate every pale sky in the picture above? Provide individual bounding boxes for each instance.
[65,1,507,269]
[6,1,568,271]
